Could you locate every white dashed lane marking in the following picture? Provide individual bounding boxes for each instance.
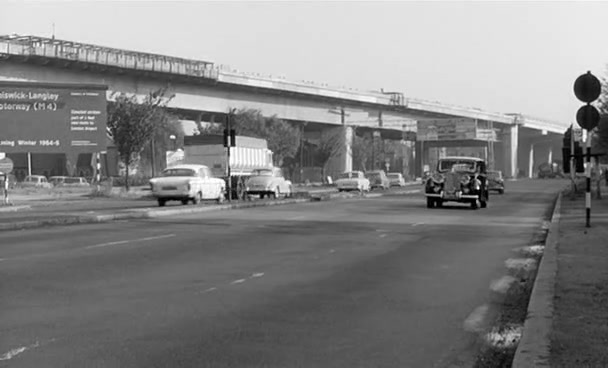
[230,279,247,285]
[85,234,176,249]
[0,340,45,361]
[199,287,217,294]
[250,272,264,278]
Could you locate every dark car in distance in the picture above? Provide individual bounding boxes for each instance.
[487,170,505,194]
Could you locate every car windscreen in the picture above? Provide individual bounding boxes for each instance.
[65,178,82,184]
[162,169,197,177]
[387,174,399,179]
[438,160,476,172]
[339,173,355,179]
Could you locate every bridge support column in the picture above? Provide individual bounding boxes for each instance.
[503,124,519,179]
[528,143,535,179]
[325,126,353,181]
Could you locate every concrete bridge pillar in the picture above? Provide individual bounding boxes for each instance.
[502,124,519,178]
[325,126,353,180]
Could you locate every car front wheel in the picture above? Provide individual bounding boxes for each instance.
[192,192,202,205]
[426,197,434,208]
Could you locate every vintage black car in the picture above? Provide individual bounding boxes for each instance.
[424,156,489,209]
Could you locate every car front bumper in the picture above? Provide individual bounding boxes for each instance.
[425,191,479,200]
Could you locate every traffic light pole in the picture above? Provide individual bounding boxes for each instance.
[570,125,575,188]
[585,130,591,228]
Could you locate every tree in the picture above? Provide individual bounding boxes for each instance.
[107,88,174,191]
[594,69,608,163]
[139,114,185,176]
[192,108,301,167]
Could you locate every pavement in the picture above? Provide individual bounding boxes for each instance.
[512,179,608,367]
[0,183,422,231]
[0,179,563,367]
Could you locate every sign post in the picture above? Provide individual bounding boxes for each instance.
[573,71,602,228]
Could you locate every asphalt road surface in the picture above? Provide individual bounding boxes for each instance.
[0,179,566,368]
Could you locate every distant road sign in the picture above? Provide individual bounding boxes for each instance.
[574,71,601,103]
[0,157,14,174]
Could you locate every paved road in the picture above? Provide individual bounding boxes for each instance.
[0,179,566,367]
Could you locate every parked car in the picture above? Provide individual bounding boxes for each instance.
[538,162,564,179]
[487,170,505,194]
[245,167,292,199]
[335,171,370,193]
[424,156,489,209]
[387,172,406,187]
[49,176,69,186]
[366,170,390,190]
[149,164,226,207]
[21,175,52,189]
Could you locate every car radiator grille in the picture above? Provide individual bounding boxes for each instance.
[444,173,460,193]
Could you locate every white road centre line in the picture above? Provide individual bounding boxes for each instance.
[199,287,217,294]
[379,233,387,238]
[230,279,247,285]
[411,222,424,227]
[85,234,176,250]
[463,304,490,333]
[0,341,40,361]
[250,272,265,278]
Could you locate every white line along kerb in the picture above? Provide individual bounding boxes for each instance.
[85,234,176,249]
[463,304,490,333]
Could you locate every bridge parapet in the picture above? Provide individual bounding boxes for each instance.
[0,34,219,80]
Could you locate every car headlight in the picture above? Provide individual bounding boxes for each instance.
[431,173,444,184]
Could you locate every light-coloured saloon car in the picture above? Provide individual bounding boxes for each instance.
[245,167,292,199]
[335,171,370,193]
[22,175,52,188]
[149,164,226,207]
[387,172,406,187]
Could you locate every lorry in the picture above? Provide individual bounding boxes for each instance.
[181,134,274,199]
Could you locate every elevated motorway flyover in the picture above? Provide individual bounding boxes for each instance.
[0,34,566,178]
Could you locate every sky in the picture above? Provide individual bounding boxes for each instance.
[2,0,608,125]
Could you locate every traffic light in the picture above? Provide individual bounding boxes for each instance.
[223,129,236,147]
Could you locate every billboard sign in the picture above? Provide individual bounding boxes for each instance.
[417,118,477,141]
[0,81,108,153]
